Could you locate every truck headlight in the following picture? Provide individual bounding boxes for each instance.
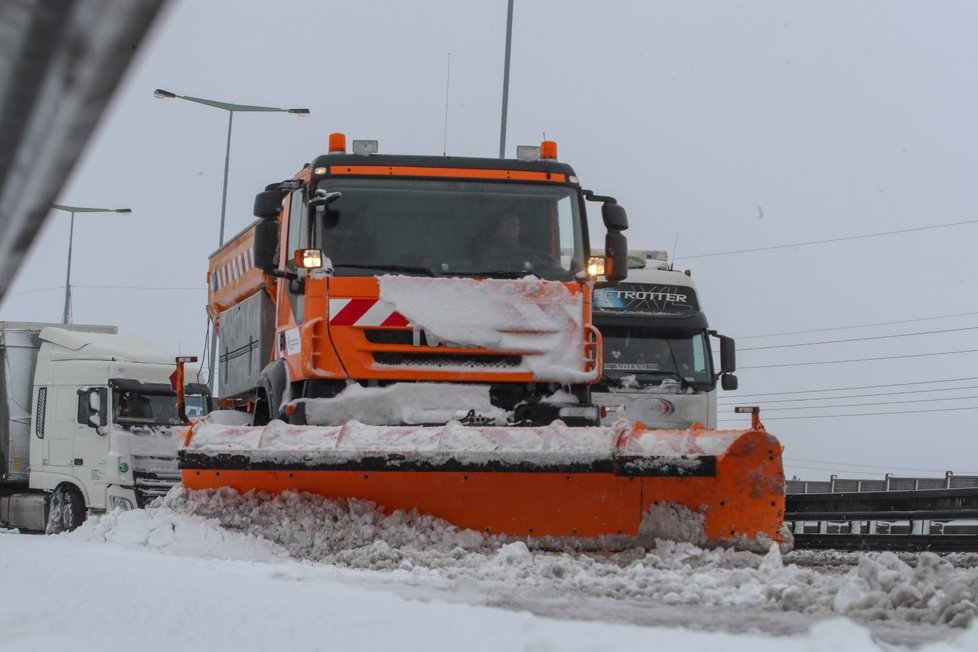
[587,256,605,278]
[558,406,600,419]
[109,496,135,511]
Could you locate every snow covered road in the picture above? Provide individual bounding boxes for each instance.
[1,488,977,651]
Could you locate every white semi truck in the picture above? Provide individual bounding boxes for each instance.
[592,251,738,428]
[0,323,210,533]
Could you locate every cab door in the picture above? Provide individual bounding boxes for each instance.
[72,387,110,508]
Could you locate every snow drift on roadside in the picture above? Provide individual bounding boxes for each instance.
[127,487,978,636]
[72,493,288,562]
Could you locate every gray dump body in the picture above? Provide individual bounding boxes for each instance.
[0,322,116,485]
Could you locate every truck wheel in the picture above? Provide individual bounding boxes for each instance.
[46,485,85,534]
[253,385,274,426]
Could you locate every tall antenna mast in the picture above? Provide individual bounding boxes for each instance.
[443,52,451,156]
[498,0,514,158]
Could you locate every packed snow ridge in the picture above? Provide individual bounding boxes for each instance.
[69,486,978,644]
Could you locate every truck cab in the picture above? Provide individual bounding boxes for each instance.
[210,135,629,428]
[591,252,737,428]
[1,324,210,532]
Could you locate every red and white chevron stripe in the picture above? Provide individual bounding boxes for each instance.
[329,298,409,327]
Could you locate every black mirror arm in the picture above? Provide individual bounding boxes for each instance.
[583,190,617,204]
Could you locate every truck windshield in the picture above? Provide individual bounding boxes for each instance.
[313,178,585,280]
[113,389,206,427]
[600,326,714,389]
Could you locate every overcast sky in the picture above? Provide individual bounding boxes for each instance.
[2,0,976,479]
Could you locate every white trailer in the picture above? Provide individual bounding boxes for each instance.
[592,252,737,428]
[0,323,209,532]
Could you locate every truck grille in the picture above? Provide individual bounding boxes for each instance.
[373,352,522,368]
[131,454,181,508]
[364,329,413,344]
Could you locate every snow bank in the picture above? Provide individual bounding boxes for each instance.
[160,486,492,566]
[44,488,978,649]
[11,519,978,652]
[151,489,977,637]
[832,552,978,628]
[71,495,287,562]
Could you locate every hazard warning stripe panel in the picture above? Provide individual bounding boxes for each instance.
[329,298,409,327]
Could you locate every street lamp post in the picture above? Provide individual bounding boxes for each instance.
[52,204,131,325]
[153,89,309,246]
[153,89,309,389]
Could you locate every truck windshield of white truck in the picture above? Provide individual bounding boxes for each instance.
[113,387,208,428]
[307,178,585,280]
[599,326,714,390]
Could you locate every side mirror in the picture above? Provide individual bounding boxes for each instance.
[718,335,736,374]
[721,373,738,391]
[254,190,283,219]
[253,219,280,272]
[604,231,628,283]
[602,203,629,233]
[77,387,107,430]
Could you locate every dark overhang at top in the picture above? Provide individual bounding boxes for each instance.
[310,153,579,185]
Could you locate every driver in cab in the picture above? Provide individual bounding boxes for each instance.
[478,212,535,269]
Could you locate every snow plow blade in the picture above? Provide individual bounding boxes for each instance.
[177,418,786,550]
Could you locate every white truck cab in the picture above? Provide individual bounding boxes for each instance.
[0,324,209,532]
[592,252,737,428]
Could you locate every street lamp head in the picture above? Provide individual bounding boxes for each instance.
[154,88,177,99]
[115,209,132,214]
[288,108,311,115]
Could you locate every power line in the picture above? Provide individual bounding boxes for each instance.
[4,286,63,296]
[76,284,204,291]
[738,326,978,351]
[739,348,978,369]
[6,284,204,295]
[784,456,967,475]
[718,405,978,420]
[784,462,975,477]
[785,463,956,476]
[786,462,889,476]
[719,384,978,405]
[717,376,978,399]
[737,311,978,340]
[675,218,978,261]
[759,395,977,412]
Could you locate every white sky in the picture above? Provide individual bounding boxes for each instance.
[1,0,976,480]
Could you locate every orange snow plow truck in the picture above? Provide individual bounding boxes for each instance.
[179,134,787,550]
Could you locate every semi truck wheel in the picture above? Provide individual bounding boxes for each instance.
[45,485,85,534]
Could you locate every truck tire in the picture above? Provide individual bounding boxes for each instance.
[46,484,85,534]
[254,362,288,425]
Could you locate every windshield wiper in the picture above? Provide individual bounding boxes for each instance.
[333,263,436,277]
[443,269,540,279]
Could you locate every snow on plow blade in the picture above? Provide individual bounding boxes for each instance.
[178,419,786,550]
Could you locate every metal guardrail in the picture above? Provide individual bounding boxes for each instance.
[787,472,978,494]
[784,480,978,552]
[789,533,978,553]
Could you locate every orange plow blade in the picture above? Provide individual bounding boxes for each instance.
[178,418,786,550]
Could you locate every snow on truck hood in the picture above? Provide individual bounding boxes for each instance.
[377,275,592,382]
